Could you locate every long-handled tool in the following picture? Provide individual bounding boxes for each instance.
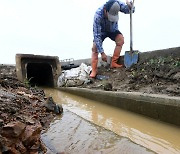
[124,0,139,68]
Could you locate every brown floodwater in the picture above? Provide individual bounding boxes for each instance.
[43,88,180,154]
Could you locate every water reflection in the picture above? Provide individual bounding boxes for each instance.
[44,88,180,154]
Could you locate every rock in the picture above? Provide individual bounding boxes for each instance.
[1,122,44,153]
[173,72,180,81]
[22,122,42,147]
[44,97,63,114]
[104,83,113,91]
[166,85,180,95]
[66,79,85,87]
[16,141,27,154]
[2,121,26,138]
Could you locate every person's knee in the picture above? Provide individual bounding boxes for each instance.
[115,35,124,46]
[116,40,124,46]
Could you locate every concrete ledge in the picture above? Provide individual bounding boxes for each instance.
[58,87,180,126]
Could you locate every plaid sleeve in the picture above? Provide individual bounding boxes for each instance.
[93,14,104,53]
[114,22,118,31]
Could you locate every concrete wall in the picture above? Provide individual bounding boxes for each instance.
[60,46,180,68]
[59,87,180,127]
[60,56,112,69]
[138,47,180,62]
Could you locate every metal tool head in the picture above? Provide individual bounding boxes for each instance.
[124,50,139,68]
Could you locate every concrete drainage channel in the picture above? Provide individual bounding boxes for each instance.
[58,47,180,127]
[58,87,180,127]
[15,47,180,127]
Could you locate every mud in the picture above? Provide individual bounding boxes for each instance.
[81,56,180,97]
[0,65,61,153]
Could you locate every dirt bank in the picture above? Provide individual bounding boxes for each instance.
[81,55,180,97]
[0,65,62,153]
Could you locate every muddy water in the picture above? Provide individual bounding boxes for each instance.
[41,109,153,154]
[43,88,180,154]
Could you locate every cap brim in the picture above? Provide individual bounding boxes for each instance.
[107,12,119,22]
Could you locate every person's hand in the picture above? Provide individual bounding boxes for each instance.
[101,52,107,62]
[126,0,133,9]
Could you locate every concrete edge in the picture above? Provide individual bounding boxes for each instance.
[58,87,180,127]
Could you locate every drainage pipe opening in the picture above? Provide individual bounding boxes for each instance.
[26,63,54,87]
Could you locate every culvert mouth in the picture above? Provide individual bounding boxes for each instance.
[16,54,61,87]
[26,63,54,87]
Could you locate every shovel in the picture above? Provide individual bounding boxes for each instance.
[124,0,139,68]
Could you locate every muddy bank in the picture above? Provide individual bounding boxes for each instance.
[0,65,62,153]
[81,55,180,97]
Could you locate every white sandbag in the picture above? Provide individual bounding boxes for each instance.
[57,63,91,87]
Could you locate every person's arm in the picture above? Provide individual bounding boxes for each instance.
[117,0,135,14]
[93,14,107,62]
[93,14,104,54]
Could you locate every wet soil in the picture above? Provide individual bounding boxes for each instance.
[82,56,180,97]
[0,65,59,153]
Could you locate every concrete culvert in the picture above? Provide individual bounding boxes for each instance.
[26,63,54,87]
[16,54,61,87]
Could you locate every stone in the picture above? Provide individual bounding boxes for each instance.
[104,83,113,91]
[173,72,180,80]
[22,123,42,147]
[2,121,26,138]
[44,97,63,114]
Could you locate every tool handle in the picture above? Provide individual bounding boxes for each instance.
[130,0,134,52]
